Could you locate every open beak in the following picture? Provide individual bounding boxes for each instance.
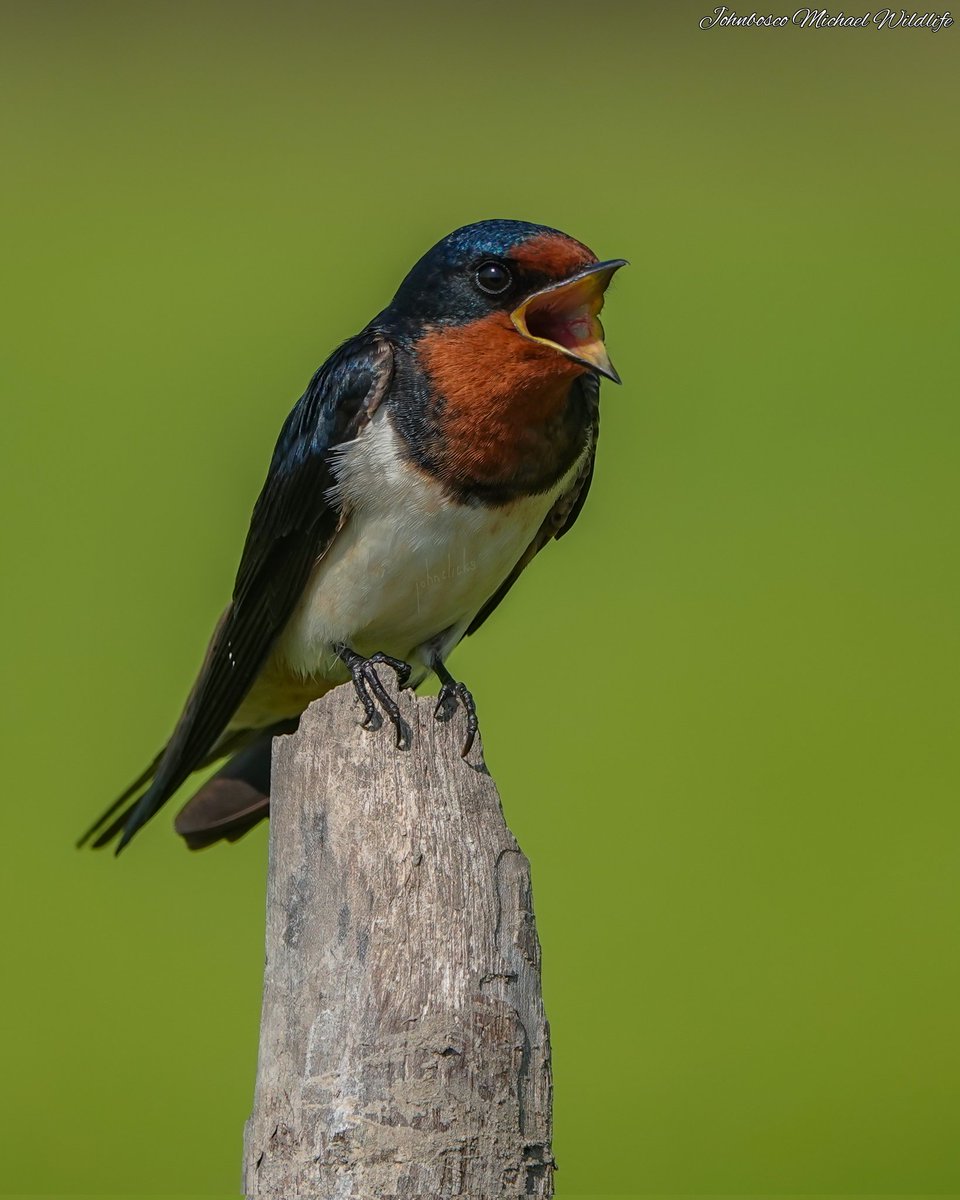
[511,258,627,383]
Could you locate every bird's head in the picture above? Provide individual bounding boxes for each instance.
[383,219,626,384]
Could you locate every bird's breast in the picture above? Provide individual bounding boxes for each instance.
[275,411,582,682]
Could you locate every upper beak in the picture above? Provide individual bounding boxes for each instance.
[511,258,627,383]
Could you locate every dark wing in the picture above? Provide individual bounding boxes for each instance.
[82,332,394,852]
[467,374,600,636]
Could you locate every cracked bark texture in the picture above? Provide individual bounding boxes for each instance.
[242,677,553,1199]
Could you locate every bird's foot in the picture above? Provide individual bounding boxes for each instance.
[433,661,479,758]
[336,645,412,748]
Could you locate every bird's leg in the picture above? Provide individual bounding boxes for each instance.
[335,644,412,748]
[432,657,479,758]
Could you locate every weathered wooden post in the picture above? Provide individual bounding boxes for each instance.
[242,675,554,1198]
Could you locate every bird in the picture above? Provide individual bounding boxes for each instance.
[78,219,625,854]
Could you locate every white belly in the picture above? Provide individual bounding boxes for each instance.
[276,412,581,682]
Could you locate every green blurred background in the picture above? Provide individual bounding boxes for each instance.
[1,0,958,1194]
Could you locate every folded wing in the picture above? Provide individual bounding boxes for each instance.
[80,333,394,852]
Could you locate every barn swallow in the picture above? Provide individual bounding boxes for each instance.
[79,220,625,853]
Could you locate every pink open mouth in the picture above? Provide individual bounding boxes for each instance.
[524,296,598,353]
[511,259,625,382]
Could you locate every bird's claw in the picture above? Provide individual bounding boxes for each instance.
[434,680,479,757]
[366,651,412,689]
[337,646,412,749]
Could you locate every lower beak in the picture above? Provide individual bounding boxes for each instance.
[511,259,627,383]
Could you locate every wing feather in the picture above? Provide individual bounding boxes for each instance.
[89,333,394,851]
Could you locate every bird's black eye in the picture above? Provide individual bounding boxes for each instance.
[475,261,512,295]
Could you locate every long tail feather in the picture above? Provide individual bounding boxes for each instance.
[81,727,263,852]
[76,750,164,848]
[81,720,297,853]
